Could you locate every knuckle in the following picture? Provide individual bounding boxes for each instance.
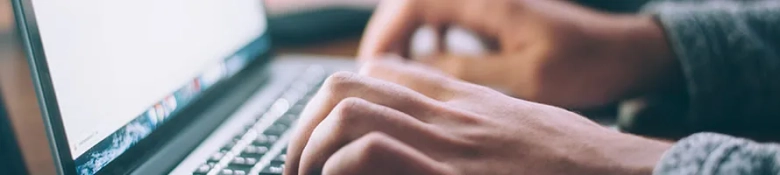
[322,71,362,93]
[358,56,403,77]
[358,60,384,75]
[331,98,369,126]
[353,132,391,162]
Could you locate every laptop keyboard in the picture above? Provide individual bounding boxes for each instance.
[193,67,328,175]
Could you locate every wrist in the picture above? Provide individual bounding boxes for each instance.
[603,14,684,99]
[593,133,673,175]
[617,134,672,175]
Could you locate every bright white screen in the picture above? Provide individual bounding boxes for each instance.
[31,0,266,157]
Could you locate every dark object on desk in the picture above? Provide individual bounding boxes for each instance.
[577,0,650,13]
[0,93,28,175]
[269,8,372,46]
[619,92,691,140]
[266,1,646,47]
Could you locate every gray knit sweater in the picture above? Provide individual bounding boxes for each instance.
[641,0,780,174]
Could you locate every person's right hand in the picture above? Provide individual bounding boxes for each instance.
[283,58,672,175]
[359,0,681,109]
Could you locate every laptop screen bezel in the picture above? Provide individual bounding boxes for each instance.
[10,0,274,174]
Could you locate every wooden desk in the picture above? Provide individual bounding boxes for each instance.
[275,36,361,58]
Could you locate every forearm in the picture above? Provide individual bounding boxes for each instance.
[655,133,780,174]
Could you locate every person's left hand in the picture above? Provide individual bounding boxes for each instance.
[284,58,671,175]
[358,0,679,110]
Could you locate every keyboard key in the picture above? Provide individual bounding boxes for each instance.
[224,166,251,174]
[272,153,285,164]
[282,91,305,103]
[276,114,297,125]
[222,139,239,150]
[219,169,234,175]
[302,66,327,83]
[225,156,254,171]
[244,157,258,165]
[260,164,284,175]
[254,135,278,145]
[268,135,280,142]
[290,103,307,113]
[291,80,311,91]
[269,100,291,116]
[233,170,247,175]
[209,151,226,162]
[193,163,212,174]
[243,145,269,155]
[263,124,288,135]
[231,157,246,165]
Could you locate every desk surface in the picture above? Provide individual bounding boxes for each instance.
[275,36,361,58]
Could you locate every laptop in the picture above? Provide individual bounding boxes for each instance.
[10,0,354,174]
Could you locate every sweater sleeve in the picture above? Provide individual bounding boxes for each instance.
[641,0,780,139]
[640,1,780,174]
[654,133,780,174]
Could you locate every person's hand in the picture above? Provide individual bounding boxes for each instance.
[359,0,680,109]
[284,58,672,175]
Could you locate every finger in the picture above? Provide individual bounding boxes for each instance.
[418,54,515,89]
[358,0,421,60]
[359,57,518,116]
[433,24,449,54]
[322,132,454,175]
[299,98,457,175]
[359,57,461,101]
[359,56,512,101]
[358,0,513,61]
[285,72,443,175]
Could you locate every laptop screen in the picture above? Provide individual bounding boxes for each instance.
[26,0,268,174]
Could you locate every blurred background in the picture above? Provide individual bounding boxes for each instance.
[0,0,657,174]
[263,0,649,56]
[264,0,378,56]
[2,0,652,66]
